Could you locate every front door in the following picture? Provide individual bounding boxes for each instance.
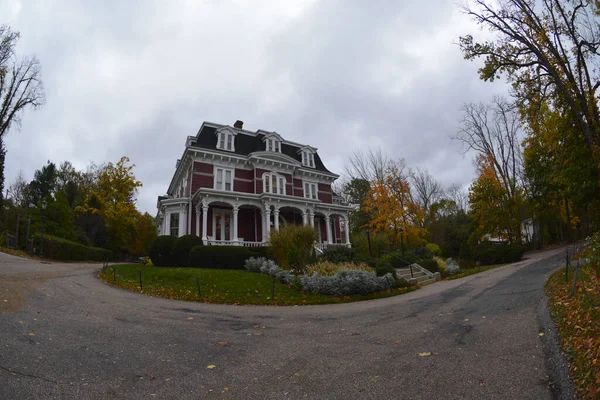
[213,209,232,241]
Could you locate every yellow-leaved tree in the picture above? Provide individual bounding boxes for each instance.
[76,156,142,252]
[363,162,426,247]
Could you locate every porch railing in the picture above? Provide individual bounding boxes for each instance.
[314,242,351,251]
[205,239,267,247]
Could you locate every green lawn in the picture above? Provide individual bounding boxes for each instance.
[444,263,506,280]
[98,264,417,305]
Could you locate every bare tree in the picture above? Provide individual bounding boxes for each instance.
[0,25,45,204]
[455,96,524,199]
[459,0,600,178]
[344,148,390,181]
[446,183,469,212]
[410,167,444,213]
[7,170,28,207]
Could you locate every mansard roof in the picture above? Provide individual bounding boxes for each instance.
[192,122,333,174]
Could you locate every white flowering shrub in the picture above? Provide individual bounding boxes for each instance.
[301,270,394,296]
[445,258,460,276]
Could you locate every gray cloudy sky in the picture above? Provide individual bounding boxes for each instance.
[1,0,508,214]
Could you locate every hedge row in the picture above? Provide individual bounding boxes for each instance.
[475,244,525,265]
[37,234,117,261]
[149,235,265,269]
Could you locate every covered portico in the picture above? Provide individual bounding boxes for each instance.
[191,189,351,248]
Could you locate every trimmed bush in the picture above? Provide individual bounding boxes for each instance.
[374,260,397,280]
[249,246,272,259]
[269,225,318,272]
[172,235,203,266]
[409,246,434,260]
[475,244,525,265]
[149,235,177,267]
[306,260,372,277]
[417,258,439,274]
[189,246,256,269]
[321,246,354,263]
[36,234,116,261]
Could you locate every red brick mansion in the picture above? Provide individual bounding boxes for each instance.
[156,120,352,249]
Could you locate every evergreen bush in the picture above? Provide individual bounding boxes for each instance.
[149,235,177,267]
[189,246,256,269]
[172,235,203,266]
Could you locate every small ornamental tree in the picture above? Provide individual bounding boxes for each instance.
[268,225,318,273]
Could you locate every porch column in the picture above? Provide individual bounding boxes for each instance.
[309,210,315,227]
[325,214,332,244]
[201,204,208,242]
[273,207,280,231]
[165,212,171,236]
[195,205,200,237]
[232,206,239,244]
[179,206,187,237]
[264,207,271,238]
[260,211,266,241]
[302,210,308,226]
[343,216,350,245]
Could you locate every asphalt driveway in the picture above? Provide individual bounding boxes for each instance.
[0,249,574,399]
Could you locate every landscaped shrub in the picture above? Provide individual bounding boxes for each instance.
[190,246,257,269]
[35,234,117,262]
[269,225,318,272]
[374,260,397,279]
[475,244,525,265]
[321,246,354,263]
[306,260,372,277]
[426,243,442,257]
[417,258,439,274]
[445,258,460,276]
[249,246,272,259]
[171,235,203,266]
[149,235,177,267]
[301,270,394,296]
[409,246,434,260]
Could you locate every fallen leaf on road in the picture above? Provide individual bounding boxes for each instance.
[418,352,432,357]
[187,317,193,320]
[482,316,487,319]
[207,365,216,369]
[295,372,301,377]
[217,341,229,346]
[538,332,544,337]
[28,333,36,337]
[464,318,469,322]
[224,387,229,391]
[394,340,401,344]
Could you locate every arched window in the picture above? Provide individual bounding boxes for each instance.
[263,172,286,195]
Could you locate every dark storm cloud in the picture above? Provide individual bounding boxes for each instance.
[1,0,508,213]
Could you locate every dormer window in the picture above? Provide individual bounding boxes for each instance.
[301,151,315,168]
[266,138,281,152]
[262,132,283,153]
[217,132,235,151]
[215,127,237,152]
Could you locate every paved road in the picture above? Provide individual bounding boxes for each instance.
[0,249,573,399]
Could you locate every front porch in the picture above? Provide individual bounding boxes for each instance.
[191,191,352,248]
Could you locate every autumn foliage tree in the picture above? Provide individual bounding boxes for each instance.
[76,156,142,252]
[363,162,426,247]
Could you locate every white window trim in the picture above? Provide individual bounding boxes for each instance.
[301,150,315,168]
[303,181,318,200]
[263,172,286,195]
[266,138,281,153]
[214,166,235,192]
[217,132,235,152]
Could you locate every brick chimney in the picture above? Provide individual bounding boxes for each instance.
[234,120,243,129]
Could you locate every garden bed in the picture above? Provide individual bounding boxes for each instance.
[98,264,417,306]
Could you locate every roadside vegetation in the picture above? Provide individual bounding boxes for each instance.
[546,237,600,399]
